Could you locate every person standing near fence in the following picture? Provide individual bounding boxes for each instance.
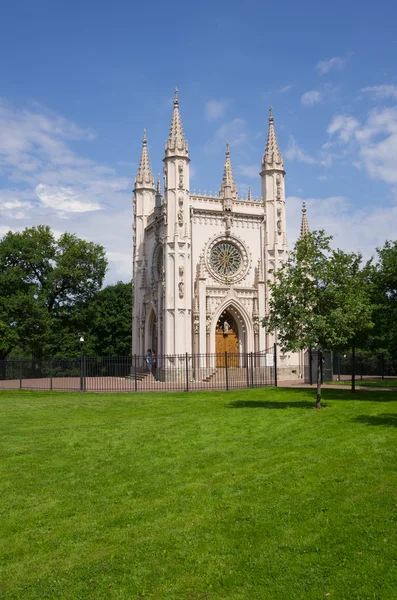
[145,350,153,374]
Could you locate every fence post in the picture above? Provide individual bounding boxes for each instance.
[250,352,254,388]
[274,343,278,387]
[19,358,23,390]
[50,357,53,391]
[225,351,229,391]
[246,352,250,387]
[83,355,87,392]
[309,347,313,386]
[134,354,137,392]
[185,353,189,392]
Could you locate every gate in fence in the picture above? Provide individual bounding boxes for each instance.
[0,348,277,393]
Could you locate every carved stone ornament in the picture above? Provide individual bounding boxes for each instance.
[193,314,199,333]
[178,208,184,226]
[178,280,184,298]
[206,314,212,333]
[178,163,184,189]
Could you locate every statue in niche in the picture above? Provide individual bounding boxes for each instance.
[178,163,183,188]
[193,315,199,333]
[223,320,229,335]
[224,213,232,233]
[178,208,184,226]
[277,219,282,233]
[178,280,184,298]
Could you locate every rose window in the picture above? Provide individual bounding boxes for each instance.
[210,242,242,277]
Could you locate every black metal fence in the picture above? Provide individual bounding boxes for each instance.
[303,349,333,384]
[0,348,277,393]
[333,352,397,380]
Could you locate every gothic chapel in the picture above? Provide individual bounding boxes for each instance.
[132,90,301,377]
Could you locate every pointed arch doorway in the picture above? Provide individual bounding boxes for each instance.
[215,311,239,367]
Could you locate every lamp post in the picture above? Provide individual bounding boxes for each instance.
[79,336,85,391]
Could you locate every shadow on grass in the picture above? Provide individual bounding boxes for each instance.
[279,387,397,403]
[228,400,323,409]
[353,414,397,428]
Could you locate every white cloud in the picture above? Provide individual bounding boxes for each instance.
[238,164,259,177]
[0,99,132,283]
[327,107,397,185]
[287,195,397,260]
[279,85,292,93]
[301,90,323,106]
[211,118,248,148]
[361,85,397,101]
[327,115,360,143]
[36,183,102,214]
[285,136,317,164]
[316,56,347,75]
[205,100,227,121]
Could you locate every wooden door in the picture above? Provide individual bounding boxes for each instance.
[216,313,239,367]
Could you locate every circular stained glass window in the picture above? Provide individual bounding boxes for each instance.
[210,242,241,277]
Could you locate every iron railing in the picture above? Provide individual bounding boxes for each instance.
[0,348,277,393]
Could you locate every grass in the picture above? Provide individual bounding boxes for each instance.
[0,387,396,600]
[331,378,397,388]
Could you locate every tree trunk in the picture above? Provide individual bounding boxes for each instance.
[351,342,356,393]
[316,349,322,409]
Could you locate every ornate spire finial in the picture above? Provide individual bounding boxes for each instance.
[300,201,309,238]
[156,173,161,194]
[220,143,238,207]
[165,88,188,156]
[263,107,284,171]
[135,129,154,188]
[247,185,253,201]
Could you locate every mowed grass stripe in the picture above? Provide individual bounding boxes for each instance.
[0,388,396,599]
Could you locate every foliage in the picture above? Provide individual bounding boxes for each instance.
[84,281,132,356]
[263,231,374,407]
[369,240,397,355]
[1,387,396,599]
[0,225,107,358]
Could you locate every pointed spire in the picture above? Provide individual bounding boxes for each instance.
[262,107,284,171]
[165,88,189,157]
[300,201,309,238]
[247,185,253,202]
[155,174,162,208]
[219,142,238,208]
[135,129,154,189]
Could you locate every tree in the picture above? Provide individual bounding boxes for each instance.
[0,225,107,358]
[370,240,397,357]
[263,231,374,408]
[83,281,132,356]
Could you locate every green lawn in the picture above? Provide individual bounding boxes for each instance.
[1,388,396,600]
[331,379,397,388]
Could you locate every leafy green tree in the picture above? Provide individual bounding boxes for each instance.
[263,231,374,408]
[83,281,132,356]
[370,240,397,357]
[0,225,107,358]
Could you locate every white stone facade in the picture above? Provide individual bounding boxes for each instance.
[132,92,301,376]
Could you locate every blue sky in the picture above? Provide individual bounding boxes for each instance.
[1,0,397,283]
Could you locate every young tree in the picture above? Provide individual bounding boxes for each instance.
[0,225,107,358]
[263,231,373,408]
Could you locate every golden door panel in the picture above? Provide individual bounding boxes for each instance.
[215,312,239,368]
